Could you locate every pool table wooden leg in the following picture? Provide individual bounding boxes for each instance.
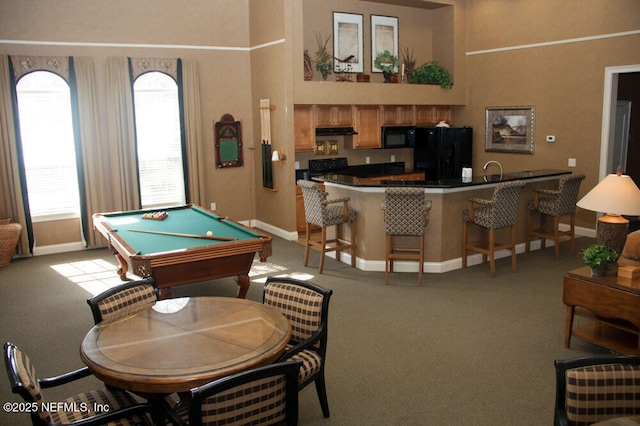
[235,275,250,299]
[114,253,129,281]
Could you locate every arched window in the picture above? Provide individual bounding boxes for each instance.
[133,71,185,208]
[15,70,80,219]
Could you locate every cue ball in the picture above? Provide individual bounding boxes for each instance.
[206,231,213,236]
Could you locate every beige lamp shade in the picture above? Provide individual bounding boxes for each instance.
[576,173,640,215]
[577,172,640,254]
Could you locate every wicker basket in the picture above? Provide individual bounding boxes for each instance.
[0,219,22,267]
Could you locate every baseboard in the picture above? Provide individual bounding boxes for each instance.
[249,219,299,241]
[33,241,85,256]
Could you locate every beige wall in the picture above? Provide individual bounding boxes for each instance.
[1,0,639,247]
[462,0,640,229]
[0,0,257,245]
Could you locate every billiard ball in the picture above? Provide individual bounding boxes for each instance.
[206,231,213,236]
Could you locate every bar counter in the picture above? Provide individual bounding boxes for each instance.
[311,169,572,273]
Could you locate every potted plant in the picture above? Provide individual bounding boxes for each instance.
[410,60,453,89]
[400,47,416,83]
[374,50,399,83]
[581,244,619,276]
[314,32,332,80]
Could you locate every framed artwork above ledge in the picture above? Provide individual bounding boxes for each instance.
[333,12,364,73]
[485,106,535,154]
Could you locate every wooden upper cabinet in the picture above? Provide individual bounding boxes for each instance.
[433,105,454,124]
[294,105,314,152]
[351,105,381,149]
[315,105,353,127]
[381,105,415,125]
[415,105,455,125]
[294,104,454,152]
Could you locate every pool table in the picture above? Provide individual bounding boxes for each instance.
[92,204,272,299]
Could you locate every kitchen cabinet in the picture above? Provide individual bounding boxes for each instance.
[294,105,314,152]
[433,106,454,124]
[315,105,353,127]
[381,105,415,125]
[415,105,454,125]
[350,105,381,149]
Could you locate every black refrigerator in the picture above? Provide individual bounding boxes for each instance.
[413,126,472,181]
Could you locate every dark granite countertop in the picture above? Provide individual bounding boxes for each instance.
[312,168,572,188]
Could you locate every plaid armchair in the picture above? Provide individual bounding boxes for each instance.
[4,342,155,426]
[87,278,158,324]
[263,276,333,418]
[162,361,301,426]
[554,354,640,426]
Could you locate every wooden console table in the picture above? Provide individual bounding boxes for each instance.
[564,266,640,355]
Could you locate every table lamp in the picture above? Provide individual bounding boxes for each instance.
[576,168,640,254]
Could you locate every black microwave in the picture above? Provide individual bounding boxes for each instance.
[381,126,416,149]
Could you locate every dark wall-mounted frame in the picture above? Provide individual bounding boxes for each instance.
[485,106,535,154]
[214,114,243,168]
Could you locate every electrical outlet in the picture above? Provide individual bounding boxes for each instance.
[210,202,217,211]
[568,158,576,167]
[365,157,371,164]
[391,155,396,162]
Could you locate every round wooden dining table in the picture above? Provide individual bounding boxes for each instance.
[80,296,291,394]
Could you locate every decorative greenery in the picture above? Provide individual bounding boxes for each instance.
[314,32,332,80]
[410,60,453,89]
[373,50,399,73]
[400,47,416,81]
[581,244,619,268]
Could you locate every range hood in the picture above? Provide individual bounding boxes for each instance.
[315,127,358,136]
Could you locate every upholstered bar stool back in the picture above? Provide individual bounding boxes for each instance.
[462,180,525,277]
[297,179,357,274]
[381,188,432,285]
[526,173,586,259]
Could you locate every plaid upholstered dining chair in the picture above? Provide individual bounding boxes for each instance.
[462,180,526,277]
[3,342,156,426]
[525,173,586,259]
[554,354,640,426]
[161,360,301,426]
[296,179,357,274]
[87,278,158,324]
[263,276,333,418]
[381,187,432,286]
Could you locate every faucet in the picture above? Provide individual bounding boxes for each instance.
[483,160,503,177]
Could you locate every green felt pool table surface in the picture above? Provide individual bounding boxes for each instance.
[98,205,263,254]
[93,204,272,299]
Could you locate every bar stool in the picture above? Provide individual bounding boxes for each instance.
[525,174,586,259]
[297,179,357,274]
[462,180,525,277]
[381,187,432,285]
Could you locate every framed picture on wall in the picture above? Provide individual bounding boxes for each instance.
[333,12,364,73]
[485,106,535,154]
[371,15,398,73]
